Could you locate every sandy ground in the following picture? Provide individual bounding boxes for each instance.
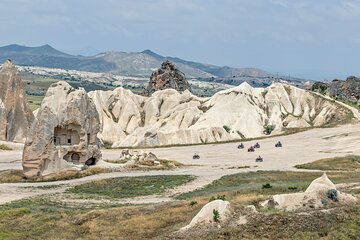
[0,122,359,205]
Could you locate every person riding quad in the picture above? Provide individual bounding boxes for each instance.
[254,142,260,148]
[193,153,200,159]
[248,146,255,152]
[238,143,244,149]
[275,141,282,147]
[256,155,263,162]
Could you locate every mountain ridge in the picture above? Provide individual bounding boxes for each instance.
[0,44,311,87]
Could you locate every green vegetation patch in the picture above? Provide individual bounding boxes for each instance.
[295,155,360,171]
[67,175,195,199]
[0,145,12,151]
[177,171,360,200]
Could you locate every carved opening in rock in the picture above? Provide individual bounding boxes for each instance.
[63,151,81,164]
[85,158,96,166]
[54,124,81,146]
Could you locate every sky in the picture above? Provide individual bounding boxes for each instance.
[0,0,359,80]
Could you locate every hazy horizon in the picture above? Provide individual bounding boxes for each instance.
[1,0,359,80]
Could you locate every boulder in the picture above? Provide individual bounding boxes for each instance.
[0,60,34,142]
[144,61,192,96]
[182,200,231,230]
[22,81,101,178]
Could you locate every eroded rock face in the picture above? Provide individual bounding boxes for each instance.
[22,81,101,178]
[0,60,34,142]
[329,77,360,104]
[144,61,191,95]
[90,82,353,147]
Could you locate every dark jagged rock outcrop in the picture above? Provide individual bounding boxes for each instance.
[0,59,34,142]
[312,76,360,104]
[329,76,360,104]
[144,61,192,96]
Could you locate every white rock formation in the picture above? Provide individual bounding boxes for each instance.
[262,173,357,211]
[22,81,101,178]
[89,82,353,147]
[182,200,231,230]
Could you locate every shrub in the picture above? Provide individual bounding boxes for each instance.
[223,125,231,133]
[327,189,338,202]
[288,186,298,191]
[0,145,12,151]
[263,125,275,135]
[262,183,272,189]
[213,209,220,222]
[209,194,226,202]
[189,201,198,206]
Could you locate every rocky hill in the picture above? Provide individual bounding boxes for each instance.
[0,60,34,142]
[312,76,360,105]
[144,61,192,95]
[89,82,354,147]
[0,44,311,88]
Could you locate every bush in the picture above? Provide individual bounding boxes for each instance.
[327,189,338,202]
[189,201,198,206]
[262,183,272,189]
[263,125,275,135]
[288,186,298,191]
[223,125,231,133]
[209,194,226,202]
[213,209,220,222]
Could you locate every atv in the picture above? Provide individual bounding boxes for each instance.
[193,153,200,159]
[238,143,244,149]
[275,141,282,148]
[248,146,255,152]
[255,156,263,162]
[254,142,260,148]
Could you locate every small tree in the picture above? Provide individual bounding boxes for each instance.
[213,209,220,222]
[264,125,275,135]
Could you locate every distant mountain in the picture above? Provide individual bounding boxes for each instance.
[0,44,311,87]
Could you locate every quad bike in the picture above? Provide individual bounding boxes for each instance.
[237,143,244,149]
[275,141,282,148]
[193,153,200,159]
[248,146,255,152]
[255,156,263,162]
[254,142,260,148]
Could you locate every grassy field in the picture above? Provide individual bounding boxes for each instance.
[0,167,111,183]
[66,175,195,199]
[0,170,359,239]
[295,155,360,171]
[177,170,360,201]
[26,95,43,111]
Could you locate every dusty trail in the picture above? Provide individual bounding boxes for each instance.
[0,123,359,205]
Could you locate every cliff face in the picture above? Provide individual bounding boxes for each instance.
[0,59,34,142]
[90,82,353,148]
[144,61,192,96]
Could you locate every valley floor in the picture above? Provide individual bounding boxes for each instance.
[0,123,360,239]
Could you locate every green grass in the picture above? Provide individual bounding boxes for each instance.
[26,95,43,111]
[177,171,360,200]
[0,167,111,183]
[0,145,12,151]
[295,155,360,171]
[66,175,195,199]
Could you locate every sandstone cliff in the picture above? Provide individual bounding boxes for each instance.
[0,60,34,142]
[90,82,354,147]
[22,81,101,178]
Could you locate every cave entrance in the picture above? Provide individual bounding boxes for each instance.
[64,151,81,165]
[54,124,81,146]
[85,158,96,166]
